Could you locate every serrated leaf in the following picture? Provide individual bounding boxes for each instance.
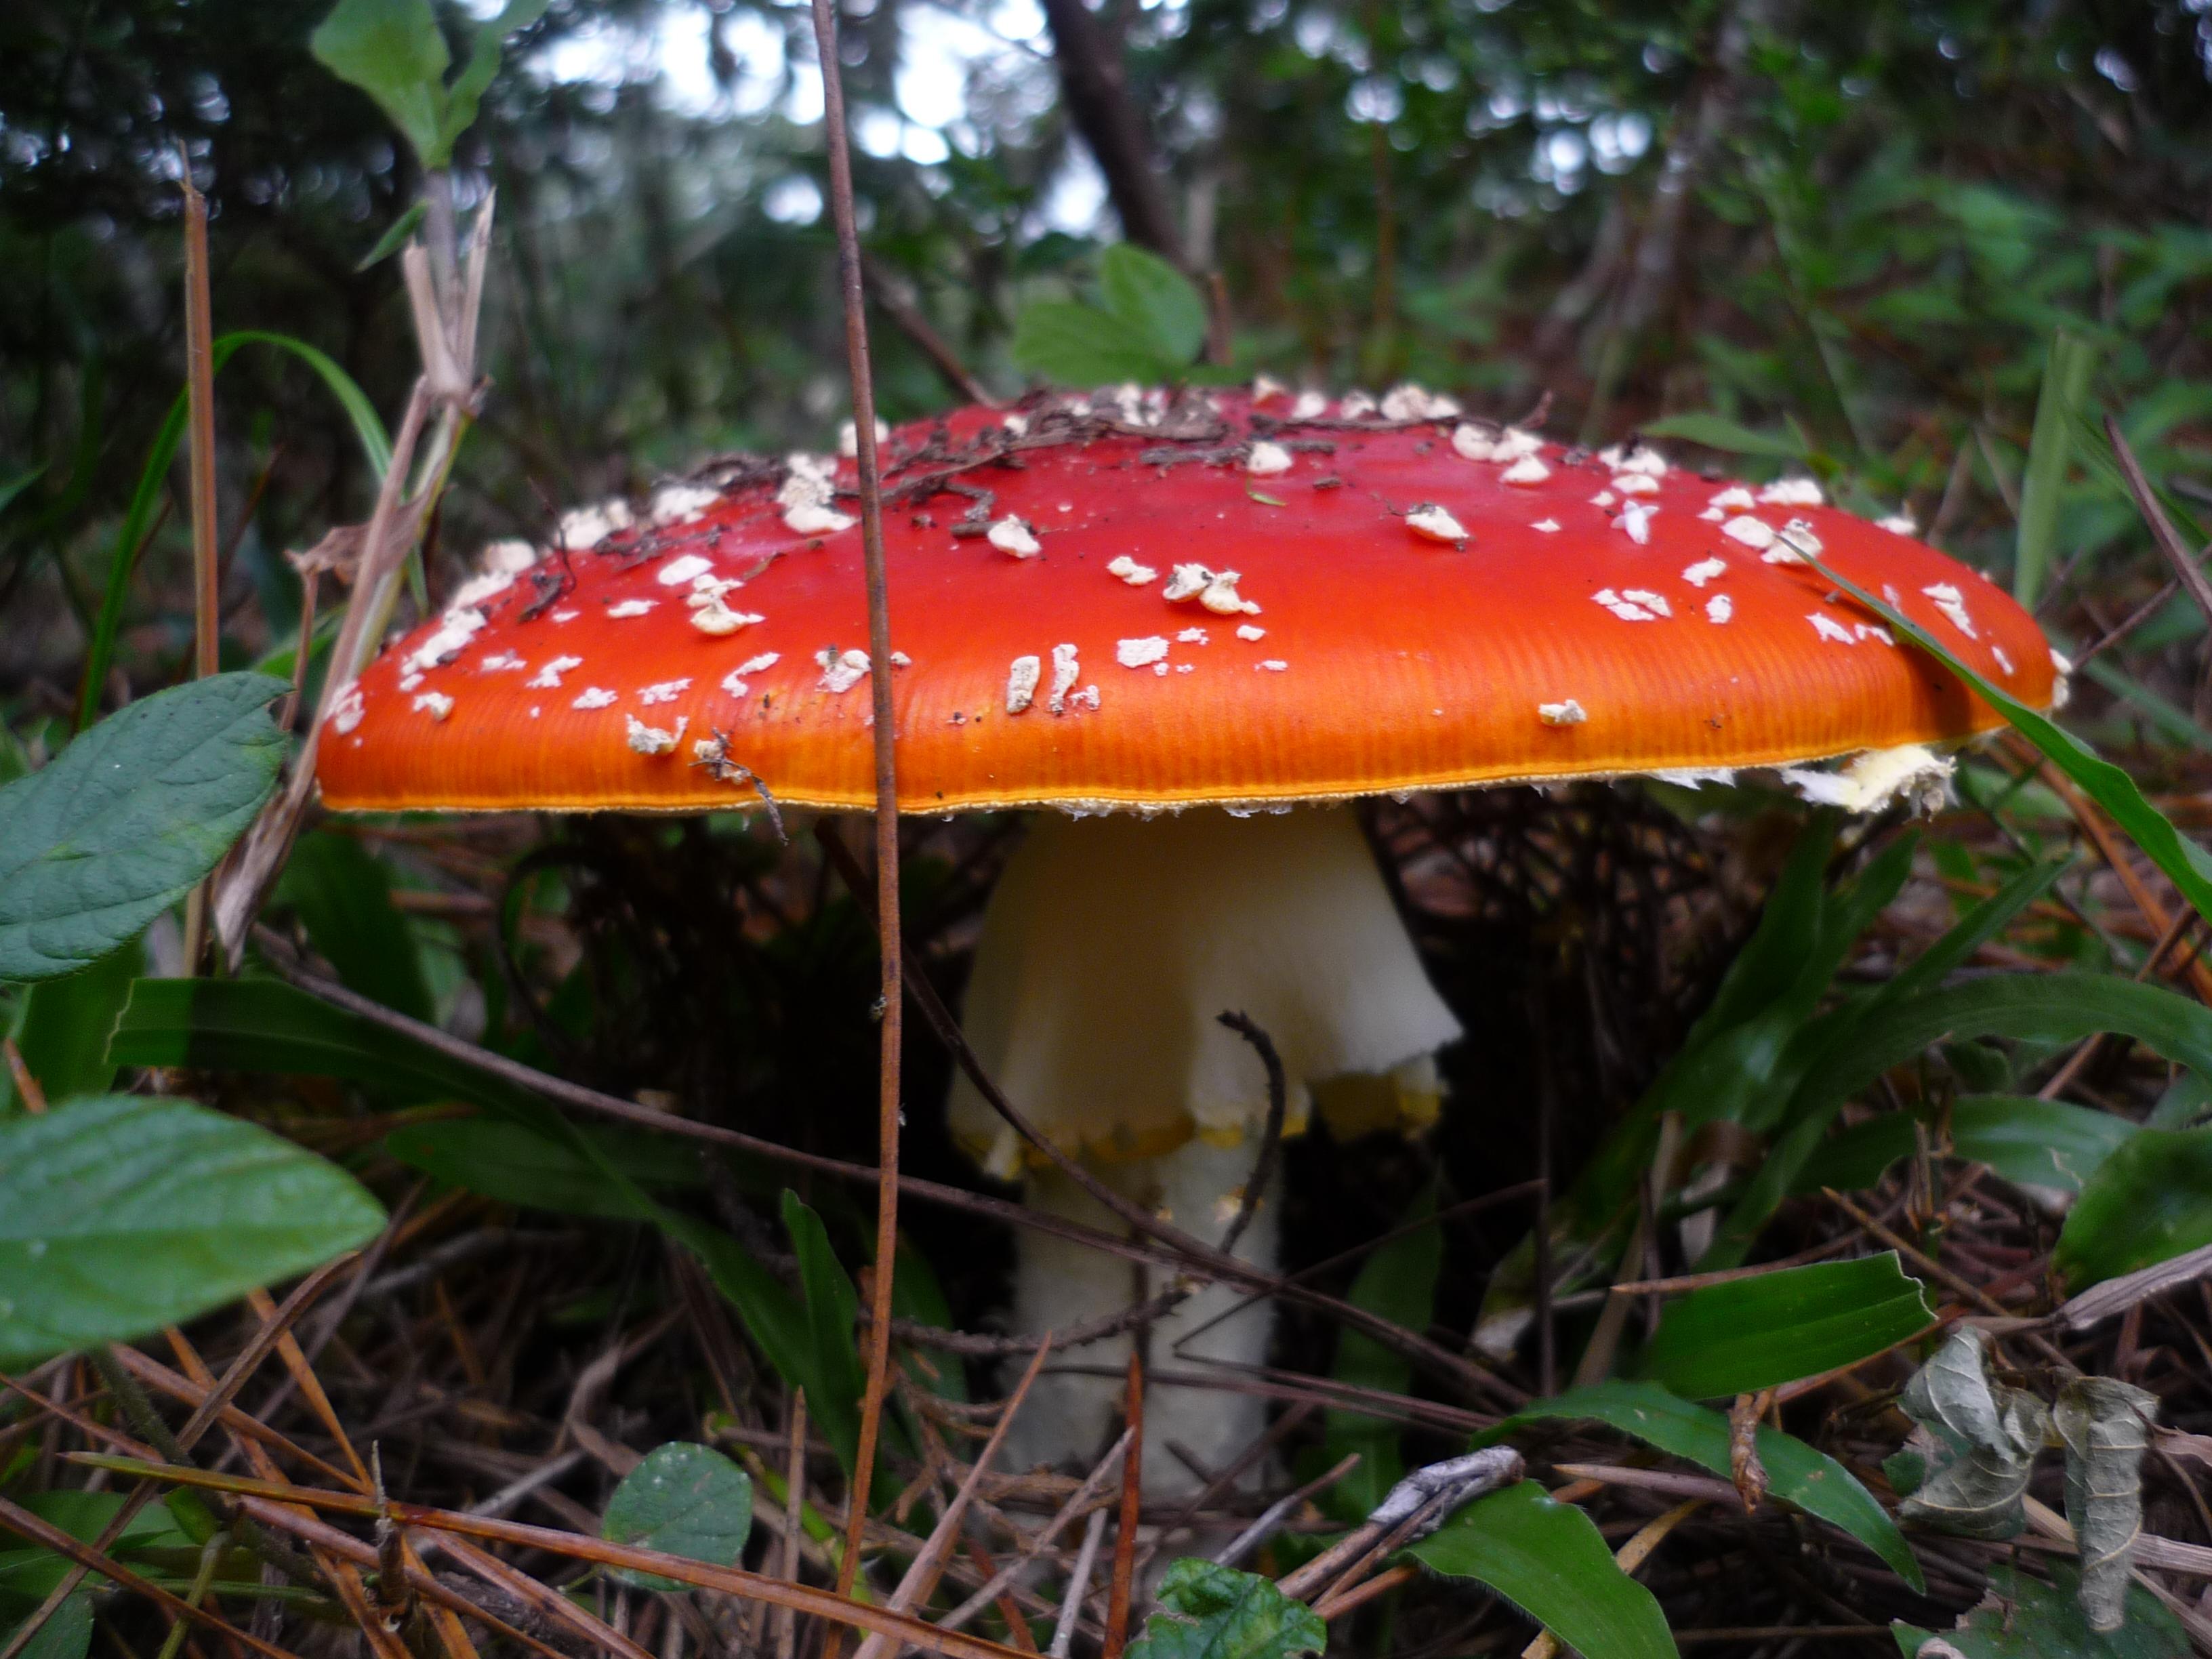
[1893,1328,2047,1541]
[1637,412,1810,459]
[309,0,451,168]
[0,675,285,983]
[0,1094,385,1365]
[1892,1563,2186,1657]
[1486,1380,1921,1589]
[2054,1377,2158,1633]
[1636,1253,1934,1399]
[1796,1097,2137,1197]
[2056,1127,2212,1290]
[600,1442,752,1591]
[1408,1481,1675,1659]
[1010,301,1179,389]
[1124,1561,1323,1659]
[1099,244,1207,367]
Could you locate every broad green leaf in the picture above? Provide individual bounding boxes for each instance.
[1802,551,2212,927]
[1011,301,1177,388]
[1323,1183,1439,1517]
[1637,412,1809,459]
[438,0,549,161]
[108,976,540,1115]
[1889,1329,2047,1542]
[1711,970,2212,1268]
[0,1094,384,1364]
[1795,1096,2136,1197]
[600,1442,753,1591]
[2013,331,2097,607]
[1892,1563,2185,1657]
[0,676,285,982]
[1485,1381,1921,1589]
[0,1591,91,1659]
[2053,1377,2157,1633]
[1099,244,1207,367]
[783,1191,865,1475]
[1635,1253,1933,1399]
[310,0,451,168]
[2055,1127,2212,1289]
[1408,1481,1675,1659]
[4,937,142,1112]
[276,831,432,1022]
[382,1115,707,1220]
[1124,1560,1324,1659]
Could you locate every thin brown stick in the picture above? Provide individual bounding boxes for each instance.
[180,157,220,968]
[3,1038,47,1115]
[806,0,903,1630]
[1103,1351,1144,1659]
[937,1429,1132,1634]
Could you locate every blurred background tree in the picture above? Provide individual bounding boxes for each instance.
[2,0,2209,720]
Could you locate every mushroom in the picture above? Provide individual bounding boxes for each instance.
[318,390,2061,1492]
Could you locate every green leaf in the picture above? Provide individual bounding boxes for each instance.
[438,0,548,161]
[1635,1253,1934,1399]
[79,330,387,733]
[1408,1481,1675,1659]
[0,1094,385,1365]
[0,467,46,518]
[1124,1561,1324,1659]
[1,1591,91,1659]
[1637,413,1810,460]
[1324,1184,1439,1517]
[1099,244,1208,367]
[4,937,142,1113]
[600,1442,753,1591]
[1710,970,2212,1269]
[0,675,285,983]
[783,1191,865,1476]
[108,977,541,1115]
[382,1115,707,1220]
[276,831,432,1023]
[1486,1381,1921,1590]
[1892,1563,2186,1657]
[2013,331,2098,607]
[1891,1330,2047,1541]
[1010,301,1178,389]
[309,0,451,168]
[2055,1126,2212,1290]
[1795,1096,2137,1197]
[354,200,428,271]
[1802,551,2212,928]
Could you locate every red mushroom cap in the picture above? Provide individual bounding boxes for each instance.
[316,390,2057,815]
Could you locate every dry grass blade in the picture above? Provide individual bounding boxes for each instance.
[178,157,219,968]
[1102,1352,1143,1659]
[938,1429,1132,1634]
[69,1458,1036,1659]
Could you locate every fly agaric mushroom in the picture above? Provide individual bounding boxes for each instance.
[318,389,2060,1492]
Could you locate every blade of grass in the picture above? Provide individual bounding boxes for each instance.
[75,331,391,731]
[1798,550,2212,926]
[2015,329,2097,609]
